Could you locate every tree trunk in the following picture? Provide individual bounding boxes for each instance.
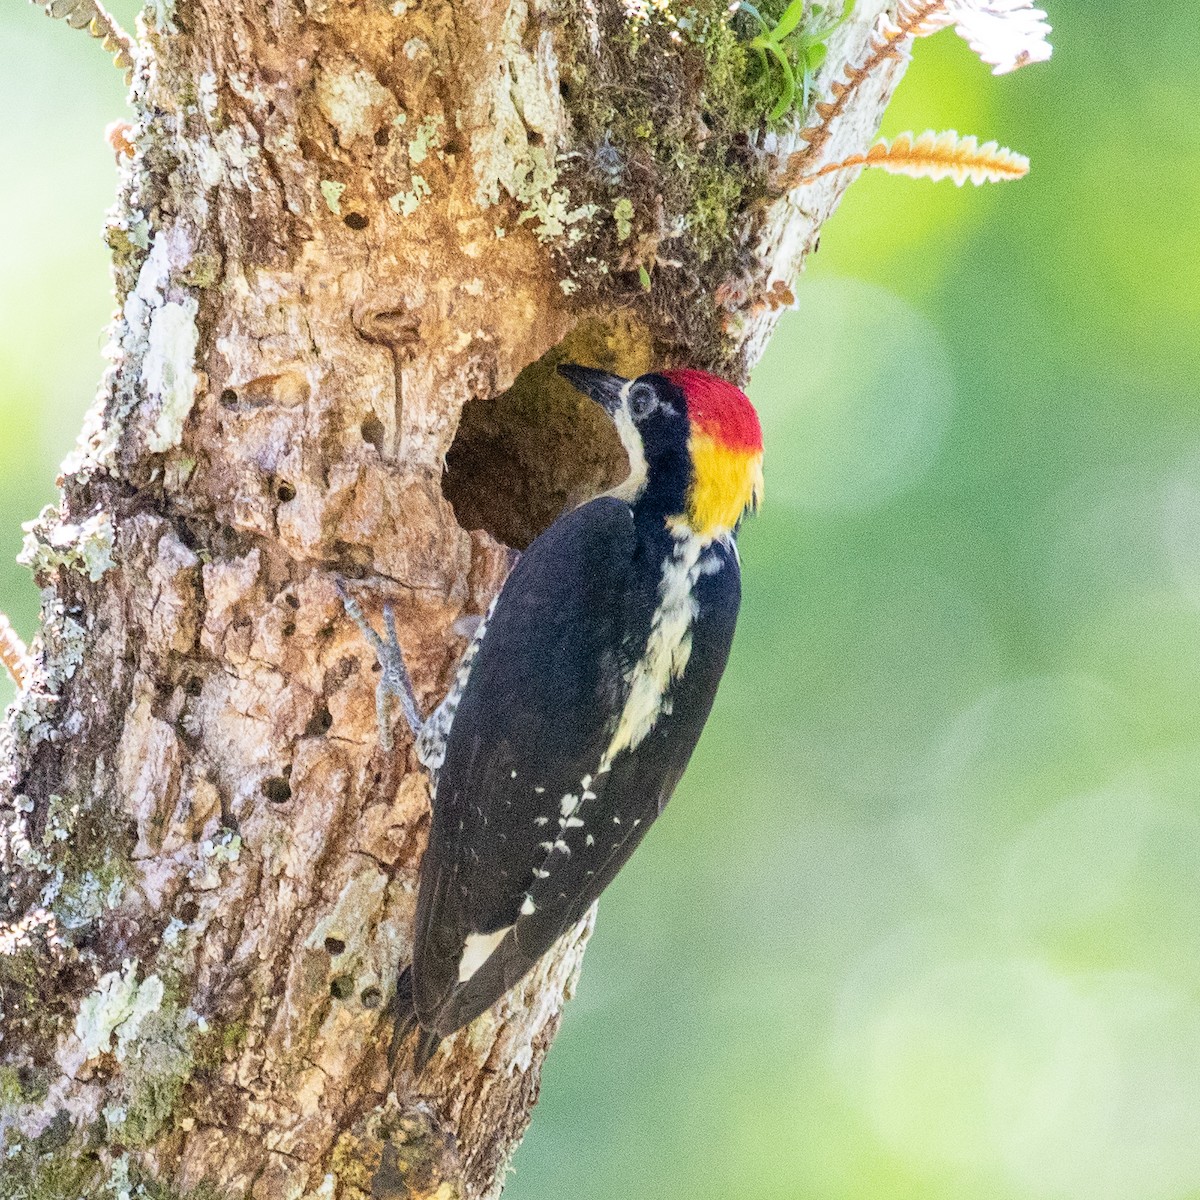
[0,1,910,1195]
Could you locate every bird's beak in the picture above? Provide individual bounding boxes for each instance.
[556,363,627,415]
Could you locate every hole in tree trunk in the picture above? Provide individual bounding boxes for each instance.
[360,415,385,452]
[441,313,654,549]
[262,777,292,804]
[306,705,333,736]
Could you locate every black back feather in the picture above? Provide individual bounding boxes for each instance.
[405,494,741,1044]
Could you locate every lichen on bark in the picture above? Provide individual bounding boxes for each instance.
[1,0,912,1196]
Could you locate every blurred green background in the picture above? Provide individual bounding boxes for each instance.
[4,3,1198,1198]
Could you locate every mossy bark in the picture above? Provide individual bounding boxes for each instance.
[0,0,909,1196]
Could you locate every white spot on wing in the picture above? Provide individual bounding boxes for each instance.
[458,925,511,982]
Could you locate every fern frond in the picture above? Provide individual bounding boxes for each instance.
[782,0,1049,187]
[799,129,1030,186]
[0,613,30,690]
[947,0,1053,75]
[892,0,1052,73]
[890,0,954,35]
[749,279,796,315]
[787,0,945,174]
[30,0,136,82]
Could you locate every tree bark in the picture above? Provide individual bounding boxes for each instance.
[0,1,910,1196]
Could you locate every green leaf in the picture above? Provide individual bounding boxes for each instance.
[769,0,810,45]
[765,43,797,120]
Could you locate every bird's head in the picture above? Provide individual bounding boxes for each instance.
[559,363,764,539]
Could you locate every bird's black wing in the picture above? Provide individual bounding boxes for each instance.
[411,496,645,1025]
[412,510,742,1037]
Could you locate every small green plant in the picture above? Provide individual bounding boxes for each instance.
[739,0,848,120]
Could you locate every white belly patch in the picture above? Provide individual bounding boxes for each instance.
[601,533,716,768]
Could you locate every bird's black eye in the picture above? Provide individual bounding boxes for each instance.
[628,383,656,420]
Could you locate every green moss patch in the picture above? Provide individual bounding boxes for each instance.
[549,0,770,357]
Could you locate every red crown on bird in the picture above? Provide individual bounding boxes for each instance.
[662,369,764,455]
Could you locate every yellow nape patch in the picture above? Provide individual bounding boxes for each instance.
[685,432,764,537]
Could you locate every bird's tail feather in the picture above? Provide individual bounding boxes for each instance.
[413,1026,443,1074]
[388,964,444,1075]
[388,965,419,1072]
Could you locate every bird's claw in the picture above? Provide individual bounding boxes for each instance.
[336,577,425,752]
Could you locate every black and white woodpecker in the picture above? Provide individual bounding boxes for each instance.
[341,363,764,1071]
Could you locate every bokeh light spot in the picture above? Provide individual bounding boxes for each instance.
[840,949,1109,1178]
[754,278,954,514]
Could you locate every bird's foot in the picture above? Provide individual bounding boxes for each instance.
[336,578,425,752]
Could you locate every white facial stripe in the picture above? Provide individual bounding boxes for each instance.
[600,379,649,504]
[458,925,512,982]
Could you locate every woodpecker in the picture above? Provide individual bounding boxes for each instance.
[342,363,764,1072]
